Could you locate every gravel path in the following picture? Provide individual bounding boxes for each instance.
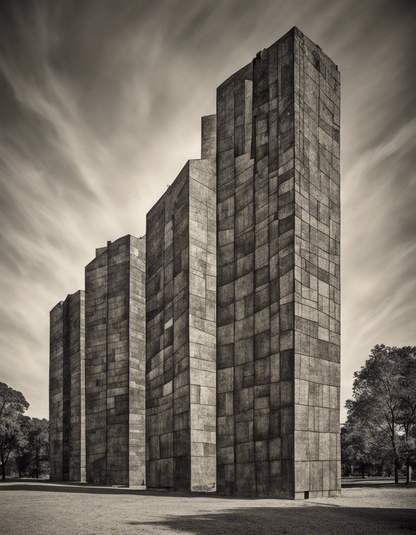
[1,479,415,534]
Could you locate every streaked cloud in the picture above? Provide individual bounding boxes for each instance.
[0,0,414,420]
[341,114,416,406]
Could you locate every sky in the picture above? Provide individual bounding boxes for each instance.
[0,0,415,422]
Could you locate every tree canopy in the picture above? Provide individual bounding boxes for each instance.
[0,382,29,480]
[27,418,49,478]
[0,383,51,479]
[343,345,416,482]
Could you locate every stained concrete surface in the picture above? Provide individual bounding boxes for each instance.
[0,478,415,535]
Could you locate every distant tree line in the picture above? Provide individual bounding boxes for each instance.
[342,345,416,483]
[0,382,49,480]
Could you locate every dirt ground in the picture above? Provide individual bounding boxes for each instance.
[0,478,415,535]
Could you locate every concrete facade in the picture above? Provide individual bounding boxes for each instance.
[85,235,146,486]
[49,290,85,482]
[145,118,217,491]
[216,27,340,498]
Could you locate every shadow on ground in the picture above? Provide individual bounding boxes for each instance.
[0,477,415,496]
[126,506,416,534]
[341,477,416,489]
[0,480,235,498]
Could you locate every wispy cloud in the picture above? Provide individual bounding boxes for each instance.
[0,0,415,417]
[341,114,416,408]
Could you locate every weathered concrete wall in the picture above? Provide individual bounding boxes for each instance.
[50,301,64,481]
[129,236,146,486]
[85,245,107,485]
[146,130,217,491]
[49,290,85,482]
[67,291,86,482]
[216,27,340,498]
[85,235,146,486]
[292,29,341,499]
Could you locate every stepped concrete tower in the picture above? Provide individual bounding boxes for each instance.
[215,27,340,499]
[145,117,217,491]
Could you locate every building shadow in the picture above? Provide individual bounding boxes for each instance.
[341,477,416,489]
[126,506,416,534]
[1,477,415,496]
[0,480,235,498]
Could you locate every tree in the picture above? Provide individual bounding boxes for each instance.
[0,382,29,480]
[8,416,50,479]
[27,418,49,478]
[345,345,416,483]
[13,415,31,478]
[395,348,416,483]
[341,414,392,477]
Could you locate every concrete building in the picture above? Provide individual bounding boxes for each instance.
[50,27,340,498]
[85,235,146,486]
[215,27,340,498]
[49,290,85,482]
[145,116,217,491]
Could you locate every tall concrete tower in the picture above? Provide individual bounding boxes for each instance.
[145,118,217,491]
[85,235,146,486]
[50,290,85,482]
[215,27,340,498]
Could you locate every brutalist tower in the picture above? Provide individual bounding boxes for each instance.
[85,235,146,486]
[146,117,217,491]
[215,27,340,498]
[49,290,86,482]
